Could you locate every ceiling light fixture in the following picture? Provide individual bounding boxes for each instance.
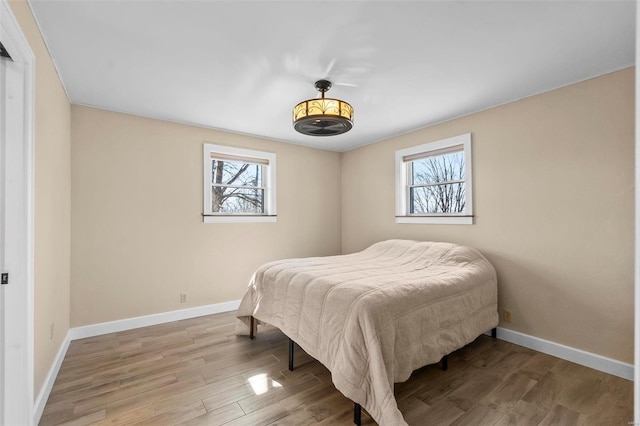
[293,80,353,136]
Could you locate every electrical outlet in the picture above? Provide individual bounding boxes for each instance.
[180,293,187,303]
[50,322,54,340]
[503,309,513,323]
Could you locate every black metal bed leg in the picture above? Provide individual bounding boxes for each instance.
[288,338,294,371]
[354,403,361,425]
[249,316,255,340]
[441,354,448,371]
[491,327,497,339]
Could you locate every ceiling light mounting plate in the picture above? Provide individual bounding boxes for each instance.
[314,79,332,93]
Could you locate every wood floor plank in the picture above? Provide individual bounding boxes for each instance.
[72,374,180,415]
[237,372,321,414]
[264,398,330,426]
[277,378,336,412]
[493,400,546,425]
[46,380,122,406]
[152,375,247,412]
[57,409,106,426]
[413,365,477,407]
[538,403,580,426]
[177,402,245,426]
[397,396,430,425]
[445,372,502,411]
[57,353,164,384]
[578,374,633,425]
[480,372,537,410]
[557,372,606,414]
[100,376,206,419]
[135,400,206,426]
[417,400,465,425]
[220,402,289,426]
[517,352,559,381]
[92,404,155,426]
[48,376,96,398]
[521,371,565,410]
[41,311,633,426]
[201,383,255,412]
[39,404,86,426]
[305,392,352,423]
[177,352,281,384]
[116,356,187,388]
[449,404,505,426]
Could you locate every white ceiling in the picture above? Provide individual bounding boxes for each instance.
[29,1,635,152]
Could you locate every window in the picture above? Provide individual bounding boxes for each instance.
[395,133,473,224]
[203,144,276,223]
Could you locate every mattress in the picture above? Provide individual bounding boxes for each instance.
[236,239,498,425]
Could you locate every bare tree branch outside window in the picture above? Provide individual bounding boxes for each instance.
[211,159,264,213]
[410,151,465,214]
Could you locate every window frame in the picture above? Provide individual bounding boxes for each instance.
[203,144,277,223]
[395,133,473,225]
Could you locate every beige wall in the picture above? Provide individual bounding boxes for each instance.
[70,106,342,326]
[9,1,71,395]
[341,68,634,363]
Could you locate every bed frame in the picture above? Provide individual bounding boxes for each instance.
[249,316,497,425]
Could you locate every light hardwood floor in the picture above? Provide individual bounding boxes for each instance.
[40,312,632,425]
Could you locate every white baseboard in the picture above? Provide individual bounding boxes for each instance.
[69,300,241,340]
[33,331,72,425]
[495,327,633,381]
[33,300,241,424]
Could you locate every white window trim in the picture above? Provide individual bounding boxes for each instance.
[203,144,277,223]
[395,133,473,225]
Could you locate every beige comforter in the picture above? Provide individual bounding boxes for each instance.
[236,240,498,425]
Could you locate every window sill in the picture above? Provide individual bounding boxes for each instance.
[396,215,473,225]
[203,215,277,224]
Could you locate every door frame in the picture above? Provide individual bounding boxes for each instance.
[0,1,35,424]
[635,5,639,423]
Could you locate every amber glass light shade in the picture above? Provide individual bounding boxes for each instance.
[293,81,354,136]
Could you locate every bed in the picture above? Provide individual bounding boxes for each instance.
[236,239,498,425]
